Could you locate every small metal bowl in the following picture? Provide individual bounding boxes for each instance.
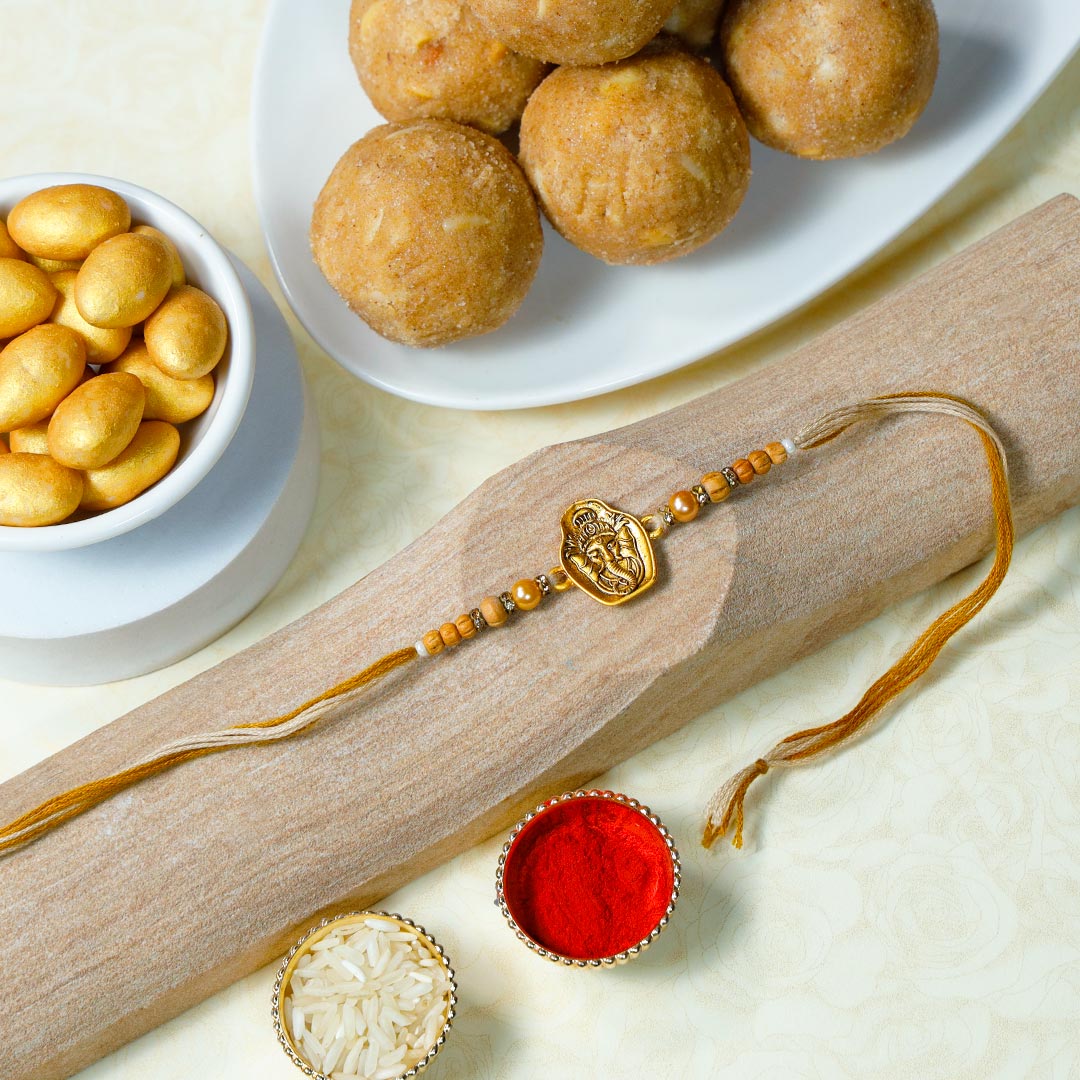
[495,789,681,967]
[272,910,457,1080]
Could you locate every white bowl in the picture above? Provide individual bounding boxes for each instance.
[0,172,254,552]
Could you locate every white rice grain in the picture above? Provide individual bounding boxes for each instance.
[284,919,452,1080]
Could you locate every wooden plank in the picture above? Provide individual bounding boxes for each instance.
[2,195,1079,1080]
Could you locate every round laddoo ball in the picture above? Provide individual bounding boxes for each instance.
[468,0,678,66]
[349,0,548,134]
[519,46,751,265]
[718,0,939,160]
[311,119,543,347]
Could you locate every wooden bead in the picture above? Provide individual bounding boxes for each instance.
[701,472,731,503]
[765,441,788,464]
[422,629,444,656]
[455,614,477,639]
[440,622,461,647]
[748,450,772,476]
[669,490,699,522]
[732,458,755,485]
[512,578,542,611]
[480,595,508,627]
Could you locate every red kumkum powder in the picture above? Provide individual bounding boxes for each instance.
[501,796,675,960]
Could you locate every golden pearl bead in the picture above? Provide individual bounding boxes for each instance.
[512,578,542,611]
[669,490,699,522]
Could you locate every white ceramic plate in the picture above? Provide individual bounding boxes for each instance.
[253,0,1080,411]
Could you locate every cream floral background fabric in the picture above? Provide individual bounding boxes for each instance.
[2,3,1079,1078]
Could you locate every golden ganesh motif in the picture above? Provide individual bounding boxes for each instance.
[559,499,656,606]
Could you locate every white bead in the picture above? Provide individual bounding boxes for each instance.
[781,437,797,455]
[415,640,430,658]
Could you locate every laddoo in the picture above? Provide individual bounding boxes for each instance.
[311,119,543,347]
[468,0,678,66]
[519,46,751,265]
[349,0,548,134]
[718,0,939,159]
[665,0,726,50]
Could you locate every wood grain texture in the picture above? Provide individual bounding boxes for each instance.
[2,196,1079,1080]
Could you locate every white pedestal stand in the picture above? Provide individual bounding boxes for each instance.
[0,261,320,686]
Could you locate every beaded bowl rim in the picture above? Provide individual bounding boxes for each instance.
[272,910,458,1080]
[495,789,682,967]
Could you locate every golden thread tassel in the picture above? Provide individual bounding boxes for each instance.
[704,392,1014,849]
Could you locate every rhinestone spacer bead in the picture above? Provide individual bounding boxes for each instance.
[470,608,485,632]
[720,466,740,488]
[536,574,551,596]
[658,505,675,527]
[499,592,516,614]
[691,484,709,506]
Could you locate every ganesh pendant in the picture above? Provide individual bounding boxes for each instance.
[559,499,657,606]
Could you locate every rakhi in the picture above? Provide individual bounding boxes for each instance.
[0,391,1013,856]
